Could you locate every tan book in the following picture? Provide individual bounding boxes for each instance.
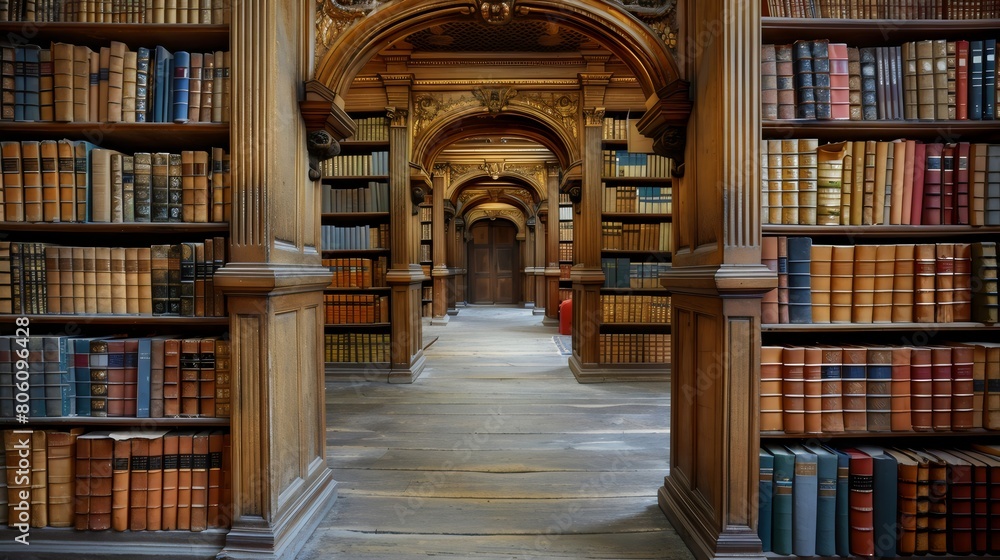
[97,46,110,122]
[122,49,137,123]
[180,339,200,416]
[221,51,231,123]
[816,141,845,225]
[953,243,972,322]
[177,0,189,23]
[38,48,53,122]
[181,150,196,222]
[163,338,181,417]
[161,431,179,527]
[111,437,130,531]
[110,152,124,223]
[20,140,43,222]
[902,42,918,120]
[214,339,230,417]
[861,140,877,225]
[51,42,75,122]
[841,345,868,431]
[90,148,119,222]
[105,41,126,122]
[46,429,82,528]
[207,431,223,527]
[129,437,148,530]
[200,52,214,123]
[211,147,225,222]
[110,247,127,314]
[193,150,210,222]
[872,244,896,323]
[39,139,59,222]
[915,40,935,120]
[852,244,877,323]
[830,245,854,323]
[848,140,865,225]
[82,246,98,314]
[934,243,955,323]
[211,50,224,123]
[137,247,152,314]
[176,431,193,530]
[190,431,210,531]
[56,139,76,222]
[779,138,799,225]
[969,143,987,226]
[810,244,832,323]
[71,247,86,313]
[44,246,61,314]
[29,430,46,527]
[88,49,99,123]
[71,45,91,122]
[760,347,785,431]
[124,247,139,314]
[5,430,31,527]
[932,39,949,120]
[781,346,805,434]
[1,141,23,221]
[94,246,112,314]
[889,140,907,224]
[803,347,824,434]
[797,138,818,225]
[913,244,937,323]
[873,141,890,224]
[892,244,915,322]
[187,52,202,122]
[146,434,164,530]
[57,246,74,314]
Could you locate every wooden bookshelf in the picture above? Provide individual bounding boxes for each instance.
[761,429,1000,439]
[0,417,230,426]
[0,22,229,51]
[762,120,1000,142]
[761,321,1000,332]
[764,224,1000,237]
[0,122,230,152]
[761,17,1000,43]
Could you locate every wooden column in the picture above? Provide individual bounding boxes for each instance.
[215,2,336,558]
[543,164,561,326]
[653,0,773,558]
[452,217,467,311]
[532,204,547,315]
[568,109,606,375]
[384,106,426,383]
[431,166,449,324]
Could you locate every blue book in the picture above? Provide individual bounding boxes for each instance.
[45,335,74,417]
[0,337,13,418]
[22,45,40,122]
[866,346,893,432]
[824,444,852,557]
[804,443,838,556]
[857,445,898,558]
[765,444,795,555]
[153,46,173,122]
[969,41,984,120]
[27,336,45,417]
[786,236,812,323]
[14,46,27,121]
[72,337,97,416]
[136,338,152,418]
[984,39,996,120]
[171,50,190,123]
[759,447,774,552]
[785,443,818,557]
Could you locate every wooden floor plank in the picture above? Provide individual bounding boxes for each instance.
[326,431,669,451]
[327,447,668,472]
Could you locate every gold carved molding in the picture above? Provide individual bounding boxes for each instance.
[464,207,527,233]
[412,90,579,145]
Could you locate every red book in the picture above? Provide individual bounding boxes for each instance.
[844,448,875,557]
[941,144,956,225]
[956,40,969,120]
[922,143,944,225]
[950,344,975,430]
[910,143,927,225]
[891,346,913,431]
[910,347,933,431]
[930,346,953,431]
[955,142,970,225]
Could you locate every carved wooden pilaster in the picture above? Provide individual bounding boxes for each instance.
[543,163,561,325]
[657,0,771,558]
[532,204,547,315]
[452,216,467,311]
[431,167,450,324]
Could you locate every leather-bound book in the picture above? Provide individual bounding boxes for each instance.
[872,244,895,322]
[176,431,194,530]
[221,432,231,528]
[207,431,224,527]
[851,244,876,323]
[950,449,990,554]
[961,343,986,429]
[39,139,59,222]
[179,242,195,316]
[885,448,920,555]
[161,432,179,530]
[180,338,200,416]
[935,243,956,323]
[46,428,81,527]
[956,40,969,120]
[211,147,227,223]
[56,246,73,314]
[932,449,975,554]
[137,247,152,315]
[124,247,139,315]
[909,449,949,554]
[816,141,846,225]
[983,342,1000,430]
[829,43,850,120]
[865,346,893,432]
[786,237,812,323]
[111,436,130,531]
[92,245,112,314]
[172,51,191,123]
[914,244,937,323]
[163,338,181,417]
[110,247,126,315]
[200,52,214,123]
[969,143,987,225]
[187,53,202,123]
[123,339,139,417]
[777,236,789,324]
[849,140,866,225]
[855,445,898,558]
[106,41,125,122]
[903,41,918,119]
[781,346,805,434]
[812,40,831,120]
[88,339,109,417]
[1,141,24,222]
[55,139,75,222]
[105,339,126,417]
[801,444,837,556]
[797,138,818,225]
[889,140,907,224]
[70,45,90,122]
[922,143,944,225]
[133,152,152,222]
[861,140,876,224]
[950,343,975,430]
[758,448,773,552]
[5,430,31,527]
[820,346,844,433]
[193,150,210,223]
[810,244,832,323]
[910,143,927,226]
[803,347,823,434]
[785,443,818,556]
[873,141,890,224]
[900,139,917,224]
[88,50,99,123]
[830,245,854,323]
[780,139,799,225]
[190,430,210,531]
[842,346,867,431]
[150,244,170,315]
[793,40,815,119]
[942,144,956,224]
[762,237,779,323]
[28,430,45,527]
[892,244,915,322]
[984,39,997,120]
[20,140,42,222]
[146,434,164,530]
[180,150,196,223]
[764,444,794,555]
[121,50,136,124]
[772,45,796,122]
[214,339,230,418]
[168,153,183,223]
[953,243,972,321]
[910,347,934,431]
[843,448,874,557]
[890,346,913,431]
[129,437,148,531]
[198,337,216,416]
[75,431,113,531]
[150,337,165,418]
[44,246,61,315]
[956,142,971,224]
[150,152,169,222]
[932,39,950,120]
[859,47,877,120]
[848,46,862,120]
[972,242,998,324]
[930,346,953,431]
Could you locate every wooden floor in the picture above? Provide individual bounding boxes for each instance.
[298,306,692,559]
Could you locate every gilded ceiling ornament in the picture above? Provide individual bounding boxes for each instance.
[475,0,522,25]
[517,92,579,141]
[315,0,385,63]
[503,164,546,189]
[480,161,506,180]
[472,86,518,116]
[583,107,606,127]
[412,92,480,136]
[465,208,526,234]
[385,106,409,127]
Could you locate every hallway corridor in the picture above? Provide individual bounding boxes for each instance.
[298,307,692,559]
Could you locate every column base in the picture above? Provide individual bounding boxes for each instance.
[568,354,671,383]
[542,315,559,327]
[532,307,547,316]
[388,349,427,383]
[430,314,450,325]
[659,475,764,560]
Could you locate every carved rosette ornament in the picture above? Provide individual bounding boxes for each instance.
[480,161,506,180]
[472,87,518,116]
[474,0,525,25]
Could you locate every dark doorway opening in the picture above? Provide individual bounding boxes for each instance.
[467,220,520,304]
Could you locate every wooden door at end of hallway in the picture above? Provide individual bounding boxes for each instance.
[468,220,519,304]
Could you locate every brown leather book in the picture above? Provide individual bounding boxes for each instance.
[890,346,913,431]
[146,435,164,530]
[884,448,919,554]
[105,339,127,417]
[932,39,949,120]
[810,244,832,323]
[188,53,203,123]
[889,140,907,224]
[214,339,231,418]
[969,144,987,226]
[872,141,889,224]
[194,150,211,223]
[762,43,777,120]
[962,343,986,430]
[910,347,934,431]
[106,41,126,123]
[892,244,915,322]
[25,430,45,528]
[198,240,210,317]
[89,339,110,417]
[781,346,805,434]
[127,437,148,531]
[777,236,789,324]
[2,141,24,222]
[200,53,215,123]
[915,40,936,120]
[71,45,90,122]
[949,344,975,431]
[56,139,76,223]
[953,242,972,322]
[211,147,226,223]
[780,139,799,225]
[852,244,877,323]
[971,242,998,324]
[934,243,955,323]
[136,246,152,315]
[820,345,844,433]
[872,244,895,322]
[55,245,73,315]
[94,245,112,314]
[980,342,1000,430]
[199,337,216,416]
[949,449,990,554]
[161,432,179,530]
[775,44,795,120]
[765,139,782,225]
[110,246,127,315]
[762,236,779,324]
[865,346,893,432]
[221,432,232,528]
[150,337,166,418]
[124,247,139,314]
[180,339,201,416]
[44,246,61,314]
[830,245,854,323]
[76,431,113,531]
[848,46,862,120]
[212,236,226,314]
[909,449,948,554]
[844,448,874,556]
[190,431,210,531]
[176,431,194,530]
[111,437,130,531]
[930,346,953,431]
[123,338,139,417]
[763,346,787,430]
[803,347,823,434]
[20,140,43,223]
[46,429,81,527]
[913,244,937,323]
[181,150,197,223]
[842,346,867,431]
[207,431,224,527]
[163,338,181,417]
[39,139,59,222]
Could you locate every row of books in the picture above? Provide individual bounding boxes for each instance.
[760,343,999,434]
[319,152,390,178]
[2,42,231,123]
[598,333,670,364]
[325,257,388,289]
[0,0,233,23]
[1,429,231,532]
[558,205,572,221]
[558,263,572,280]
[419,205,432,222]
[418,243,430,264]
[558,242,572,263]
[600,294,671,324]
[420,222,431,242]
[762,138,1000,227]
[320,224,390,252]
[0,335,231,419]
[601,115,638,141]
[762,39,999,121]
[558,221,573,241]
[763,0,1000,19]
[324,332,389,363]
[321,181,389,214]
[601,150,673,179]
[1,141,231,223]
[323,294,389,325]
[759,443,1000,557]
[602,184,672,214]
[600,258,670,289]
[0,239,227,316]
[763,237,998,324]
[345,115,389,142]
[601,221,672,253]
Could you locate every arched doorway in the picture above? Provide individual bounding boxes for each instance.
[467,219,520,304]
